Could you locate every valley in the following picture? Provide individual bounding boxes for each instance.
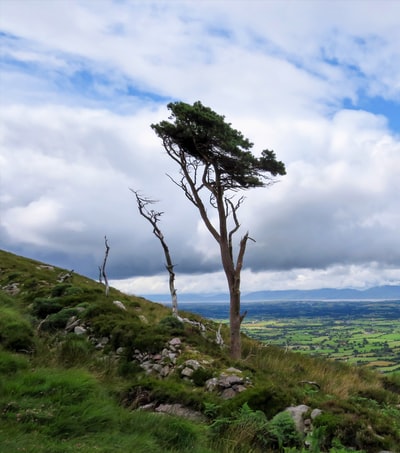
[176,300,400,373]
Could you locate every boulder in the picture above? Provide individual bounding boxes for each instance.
[285,405,310,433]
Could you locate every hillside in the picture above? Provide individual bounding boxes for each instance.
[1,249,399,453]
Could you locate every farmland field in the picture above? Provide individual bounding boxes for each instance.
[177,300,400,373]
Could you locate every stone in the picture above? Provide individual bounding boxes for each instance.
[285,405,310,433]
[184,359,200,370]
[65,317,80,332]
[138,315,148,324]
[113,300,127,311]
[155,404,205,422]
[220,388,237,399]
[311,408,322,419]
[160,366,171,377]
[169,337,182,347]
[152,364,163,373]
[205,377,218,392]
[37,265,54,271]
[218,374,243,388]
[181,367,194,377]
[2,283,20,296]
[74,326,86,335]
[233,384,247,393]
[168,353,177,363]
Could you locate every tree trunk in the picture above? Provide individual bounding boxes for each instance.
[229,289,242,360]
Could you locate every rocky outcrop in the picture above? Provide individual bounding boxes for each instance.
[134,337,182,378]
[2,282,21,296]
[284,404,323,441]
[205,367,251,399]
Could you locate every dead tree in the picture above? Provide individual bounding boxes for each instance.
[100,235,110,296]
[131,189,179,317]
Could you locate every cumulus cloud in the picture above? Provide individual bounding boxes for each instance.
[1,0,399,292]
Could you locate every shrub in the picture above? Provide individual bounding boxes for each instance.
[0,306,35,351]
[0,350,29,374]
[158,315,185,335]
[57,334,94,367]
[51,284,72,297]
[267,410,302,451]
[192,367,213,387]
[31,297,63,318]
[40,307,79,331]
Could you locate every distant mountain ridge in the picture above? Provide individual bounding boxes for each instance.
[146,285,400,303]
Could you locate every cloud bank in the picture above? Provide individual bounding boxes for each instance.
[1,1,399,294]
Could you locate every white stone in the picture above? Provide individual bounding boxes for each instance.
[113,300,127,310]
[74,326,86,335]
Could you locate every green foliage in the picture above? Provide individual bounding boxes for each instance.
[192,367,214,387]
[31,297,64,318]
[267,411,302,451]
[56,334,94,367]
[0,305,35,351]
[40,307,79,331]
[210,403,269,452]
[158,315,185,335]
[151,101,286,190]
[0,350,29,375]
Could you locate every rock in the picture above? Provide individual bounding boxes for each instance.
[2,282,20,296]
[184,359,200,370]
[311,408,322,419]
[233,384,247,393]
[65,316,80,332]
[138,315,148,323]
[58,271,73,282]
[160,365,171,377]
[116,347,125,355]
[181,367,194,377]
[221,388,237,399]
[218,374,243,388]
[205,377,218,392]
[113,300,127,311]
[152,364,163,374]
[155,404,205,421]
[285,405,310,433]
[169,338,182,347]
[74,326,86,335]
[37,265,54,271]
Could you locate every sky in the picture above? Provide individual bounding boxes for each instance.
[1,0,400,296]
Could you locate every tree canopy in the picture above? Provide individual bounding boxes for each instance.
[151,101,286,192]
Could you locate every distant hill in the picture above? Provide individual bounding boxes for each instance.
[145,285,400,304]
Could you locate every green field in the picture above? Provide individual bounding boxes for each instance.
[241,302,400,373]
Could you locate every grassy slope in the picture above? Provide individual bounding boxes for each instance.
[0,249,399,453]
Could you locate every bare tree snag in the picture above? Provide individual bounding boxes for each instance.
[131,189,179,317]
[101,236,110,296]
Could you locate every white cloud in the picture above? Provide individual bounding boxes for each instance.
[1,0,399,292]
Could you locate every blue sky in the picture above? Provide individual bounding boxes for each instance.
[1,0,399,294]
